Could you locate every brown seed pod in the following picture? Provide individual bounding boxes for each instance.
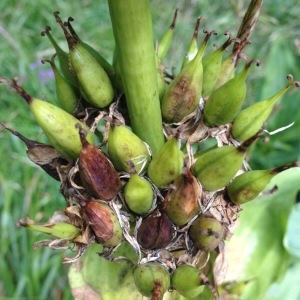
[137,212,174,250]
[164,167,202,226]
[79,199,123,247]
[77,125,122,200]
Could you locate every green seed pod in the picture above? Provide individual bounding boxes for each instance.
[171,264,205,298]
[55,12,114,109]
[147,136,184,188]
[161,30,216,123]
[0,78,94,160]
[203,59,259,127]
[231,76,299,142]
[213,52,236,90]
[41,25,76,86]
[17,218,80,240]
[79,199,123,247]
[156,8,179,62]
[164,168,202,226]
[124,174,154,215]
[41,54,80,114]
[193,138,256,191]
[227,162,299,204]
[181,17,201,68]
[189,214,225,251]
[133,262,170,299]
[202,34,236,97]
[107,124,151,173]
[78,126,121,201]
[65,17,114,79]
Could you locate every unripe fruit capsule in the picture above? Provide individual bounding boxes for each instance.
[133,262,170,300]
[171,264,205,298]
[124,174,154,215]
[189,214,224,251]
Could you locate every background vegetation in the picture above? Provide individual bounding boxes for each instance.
[0,0,299,299]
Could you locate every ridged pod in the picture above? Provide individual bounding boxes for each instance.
[171,264,205,298]
[107,124,151,173]
[147,136,184,188]
[203,59,259,127]
[41,25,76,86]
[231,76,299,141]
[156,8,179,62]
[17,219,80,240]
[202,34,236,97]
[193,138,256,191]
[161,29,216,123]
[55,12,114,109]
[0,78,94,160]
[164,168,202,226]
[189,214,225,251]
[41,54,80,114]
[65,17,114,78]
[77,126,121,200]
[181,17,201,68]
[133,262,170,300]
[227,162,299,204]
[79,199,123,247]
[124,174,154,215]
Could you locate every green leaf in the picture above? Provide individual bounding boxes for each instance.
[223,167,300,300]
[68,242,141,300]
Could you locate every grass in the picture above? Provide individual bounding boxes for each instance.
[0,0,299,299]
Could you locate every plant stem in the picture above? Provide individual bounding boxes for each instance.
[108,0,165,156]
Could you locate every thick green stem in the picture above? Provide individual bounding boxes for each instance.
[108,0,165,156]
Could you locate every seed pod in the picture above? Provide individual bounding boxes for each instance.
[78,126,121,200]
[107,124,151,173]
[203,59,259,127]
[133,262,170,300]
[41,25,76,86]
[55,12,114,109]
[124,174,154,215]
[147,136,184,188]
[171,264,205,298]
[227,162,300,204]
[17,218,80,240]
[189,214,225,251]
[41,54,80,114]
[156,8,179,62]
[181,17,201,68]
[0,78,94,160]
[79,199,123,247]
[65,17,114,79]
[202,34,236,97]
[213,52,237,90]
[137,212,174,250]
[164,168,201,226]
[193,137,256,191]
[231,76,299,142]
[161,29,216,123]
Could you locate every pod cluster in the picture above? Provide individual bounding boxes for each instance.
[2,9,300,300]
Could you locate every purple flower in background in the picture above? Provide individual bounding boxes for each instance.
[30,61,54,84]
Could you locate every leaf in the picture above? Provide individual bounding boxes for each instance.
[222,167,300,300]
[68,242,142,300]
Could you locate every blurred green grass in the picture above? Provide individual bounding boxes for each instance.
[0,0,299,299]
